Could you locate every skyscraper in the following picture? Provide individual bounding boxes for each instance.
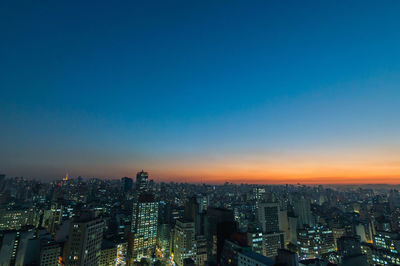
[121,177,133,193]
[173,219,196,266]
[64,213,104,266]
[257,203,280,233]
[293,196,313,229]
[136,170,149,194]
[257,203,285,258]
[129,193,159,261]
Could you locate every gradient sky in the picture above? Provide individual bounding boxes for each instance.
[1,0,400,183]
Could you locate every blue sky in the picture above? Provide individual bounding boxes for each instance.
[1,1,400,182]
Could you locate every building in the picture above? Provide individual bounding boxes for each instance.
[257,203,280,234]
[195,235,208,266]
[0,230,35,265]
[99,240,117,266]
[257,203,285,257]
[40,241,61,266]
[373,231,400,251]
[263,232,285,258]
[238,250,274,266]
[42,202,63,236]
[116,241,128,266]
[136,170,149,194]
[247,231,263,255]
[275,249,299,266]
[220,240,248,266]
[293,196,313,229]
[297,225,335,259]
[129,193,159,261]
[64,213,104,266]
[121,177,133,193]
[204,207,236,262]
[158,223,172,258]
[337,235,368,266]
[173,219,196,266]
[0,208,37,230]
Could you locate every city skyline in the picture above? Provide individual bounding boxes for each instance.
[1,1,400,184]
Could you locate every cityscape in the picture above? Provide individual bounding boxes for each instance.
[1,172,400,265]
[2,0,400,266]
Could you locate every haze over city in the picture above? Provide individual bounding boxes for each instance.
[1,0,400,184]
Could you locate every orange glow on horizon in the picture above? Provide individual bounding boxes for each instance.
[133,149,400,184]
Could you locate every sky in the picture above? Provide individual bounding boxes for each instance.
[1,0,400,184]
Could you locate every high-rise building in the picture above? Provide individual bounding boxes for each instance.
[293,196,313,229]
[40,241,61,266]
[297,225,335,259]
[136,170,149,194]
[195,235,208,266]
[204,208,237,263]
[173,219,196,266]
[257,203,285,258]
[337,236,368,266]
[64,213,104,266]
[247,231,264,255]
[99,240,117,266]
[129,193,159,261]
[158,223,172,258]
[263,232,285,258]
[257,203,280,233]
[0,207,37,230]
[121,177,133,193]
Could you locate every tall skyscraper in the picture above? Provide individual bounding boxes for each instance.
[129,193,159,261]
[136,170,149,194]
[64,213,104,266]
[173,219,196,266]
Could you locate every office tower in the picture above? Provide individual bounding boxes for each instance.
[158,223,171,257]
[195,235,208,266]
[99,240,117,266]
[198,194,208,213]
[263,233,285,258]
[129,193,159,261]
[40,241,62,266]
[257,202,285,258]
[332,227,345,250]
[337,236,368,266]
[64,213,104,266]
[121,177,133,193]
[136,170,149,194]
[0,207,37,230]
[257,203,280,233]
[373,231,400,251]
[293,196,313,229]
[247,231,264,255]
[297,225,335,259]
[288,215,298,244]
[279,209,289,240]
[185,196,203,235]
[204,208,236,263]
[42,202,63,236]
[220,239,248,266]
[173,219,196,266]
